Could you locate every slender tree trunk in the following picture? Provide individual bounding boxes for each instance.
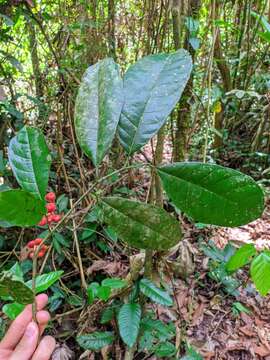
[173,0,201,161]
[214,2,231,92]
[212,1,230,148]
[108,0,116,60]
[28,21,43,100]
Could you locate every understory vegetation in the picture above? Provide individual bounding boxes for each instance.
[0,0,270,359]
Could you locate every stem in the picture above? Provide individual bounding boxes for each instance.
[70,198,87,290]
[144,249,153,280]
[31,251,38,323]
[124,347,136,360]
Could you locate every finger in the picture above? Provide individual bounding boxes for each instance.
[0,294,48,350]
[36,310,50,335]
[9,322,39,360]
[32,336,56,360]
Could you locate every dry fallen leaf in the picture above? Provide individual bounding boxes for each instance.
[52,343,75,360]
[191,302,206,326]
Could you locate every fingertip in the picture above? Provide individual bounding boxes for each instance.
[37,310,50,325]
[25,321,39,338]
[44,335,56,348]
[31,335,56,360]
[36,293,48,310]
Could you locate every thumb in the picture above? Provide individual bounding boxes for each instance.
[10,322,39,360]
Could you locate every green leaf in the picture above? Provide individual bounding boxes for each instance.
[100,306,115,324]
[250,252,270,296]
[118,49,192,155]
[103,226,118,242]
[232,302,252,315]
[102,278,127,289]
[251,11,270,34]
[2,303,25,320]
[139,278,173,306]
[87,282,100,304]
[26,271,64,293]
[226,244,256,272]
[181,346,203,360]
[8,126,51,200]
[141,317,175,341]
[9,262,24,281]
[158,162,264,227]
[77,331,115,350]
[0,190,45,227]
[0,14,14,26]
[97,286,111,301]
[0,273,34,305]
[118,303,141,347]
[101,197,181,250]
[81,224,97,240]
[75,58,123,166]
[258,31,270,42]
[155,342,176,358]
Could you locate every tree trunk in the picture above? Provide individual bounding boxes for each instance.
[28,21,43,100]
[173,0,201,161]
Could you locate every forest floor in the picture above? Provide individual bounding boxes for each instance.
[68,205,270,359]
[64,141,270,360]
[60,174,269,358]
[177,207,270,360]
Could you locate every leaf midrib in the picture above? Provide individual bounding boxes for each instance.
[158,168,250,207]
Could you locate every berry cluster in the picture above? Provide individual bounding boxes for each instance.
[38,192,62,226]
[26,238,48,259]
[26,192,62,260]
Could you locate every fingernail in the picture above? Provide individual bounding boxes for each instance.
[25,322,36,338]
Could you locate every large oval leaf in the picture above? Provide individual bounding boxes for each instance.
[118,49,192,155]
[250,252,270,296]
[118,303,141,347]
[158,162,264,227]
[8,126,51,200]
[75,58,123,166]
[0,190,45,227]
[101,197,182,250]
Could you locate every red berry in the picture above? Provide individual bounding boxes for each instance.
[37,250,45,258]
[52,214,61,223]
[46,203,56,213]
[27,240,36,249]
[29,252,34,259]
[34,238,42,246]
[38,216,47,227]
[42,245,48,251]
[47,214,54,224]
[45,192,56,203]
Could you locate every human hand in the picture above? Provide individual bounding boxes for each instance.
[0,294,56,359]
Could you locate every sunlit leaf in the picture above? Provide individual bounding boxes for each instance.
[226,244,256,272]
[118,49,192,155]
[250,252,270,296]
[8,126,51,199]
[75,58,123,166]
